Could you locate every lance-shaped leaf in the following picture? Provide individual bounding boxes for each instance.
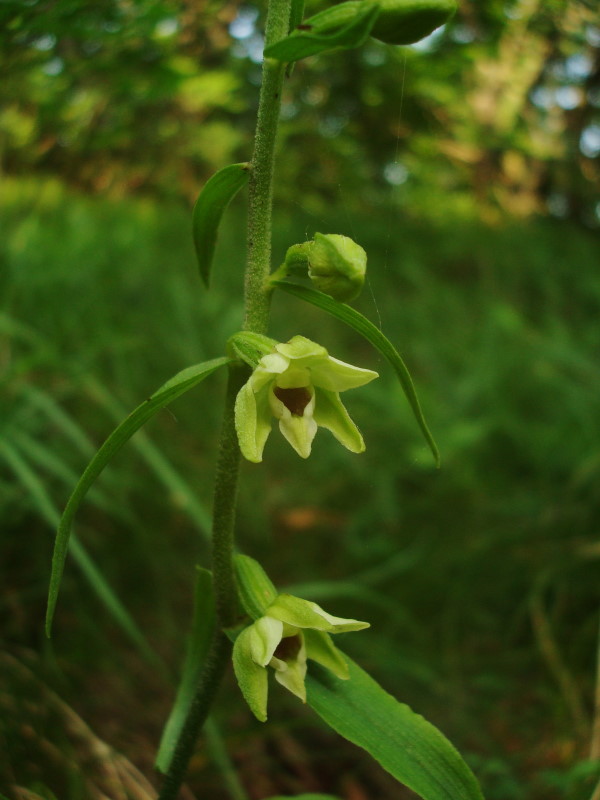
[272,281,440,466]
[46,357,231,636]
[192,163,250,287]
[306,657,484,800]
[156,567,216,774]
[264,3,379,63]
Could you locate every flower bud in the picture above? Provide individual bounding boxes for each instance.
[301,0,457,47]
[306,233,366,303]
[370,0,457,45]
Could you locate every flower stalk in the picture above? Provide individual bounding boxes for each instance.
[158,0,291,796]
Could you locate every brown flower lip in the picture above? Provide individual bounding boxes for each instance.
[273,386,312,416]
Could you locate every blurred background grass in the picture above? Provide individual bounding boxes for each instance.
[2,1,600,799]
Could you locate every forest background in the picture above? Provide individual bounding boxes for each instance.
[1,0,600,798]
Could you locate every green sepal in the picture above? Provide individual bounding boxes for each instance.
[45,357,231,636]
[269,594,369,632]
[284,242,311,277]
[313,387,364,453]
[264,3,379,63]
[234,554,278,619]
[192,163,250,287]
[304,629,349,680]
[228,331,277,368]
[233,626,269,722]
[272,281,440,467]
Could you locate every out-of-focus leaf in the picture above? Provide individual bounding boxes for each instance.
[45,357,231,636]
[192,163,250,286]
[264,4,379,63]
[156,567,216,774]
[306,657,484,800]
[272,281,439,466]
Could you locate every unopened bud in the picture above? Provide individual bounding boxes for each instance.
[370,0,457,45]
[301,0,457,47]
[306,233,366,303]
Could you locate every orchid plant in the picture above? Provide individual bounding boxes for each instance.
[46,1,485,799]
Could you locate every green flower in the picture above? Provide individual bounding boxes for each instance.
[234,335,378,462]
[233,593,369,722]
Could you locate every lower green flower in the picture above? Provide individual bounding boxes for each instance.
[232,593,369,721]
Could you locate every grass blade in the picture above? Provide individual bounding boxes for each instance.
[272,281,440,466]
[84,377,212,538]
[46,357,231,636]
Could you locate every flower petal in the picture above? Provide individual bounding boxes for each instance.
[313,387,365,453]
[304,629,350,680]
[310,356,378,392]
[232,626,269,722]
[249,616,283,666]
[235,381,272,463]
[307,601,370,633]
[273,635,308,702]
[268,594,337,630]
[277,411,318,459]
[258,352,290,375]
[275,335,327,362]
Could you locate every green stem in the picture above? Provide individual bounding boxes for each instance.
[157,630,231,799]
[158,0,291,794]
[158,365,246,800]
[211,364,247,629]
[244,0,292,334]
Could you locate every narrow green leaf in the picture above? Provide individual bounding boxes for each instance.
[306,657,484,800]
[264,4,379,63]
[272,281,440,466]
[193,163,250,286]
[11,429,136,527]
[46,357,231,636]
[84,377,212,539]
[156,567,216,774]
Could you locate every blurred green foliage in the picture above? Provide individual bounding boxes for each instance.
[2,0,600,797]
[1,0,598,222]
[1,174,599,798]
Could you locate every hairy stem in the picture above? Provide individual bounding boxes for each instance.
[158,0,291,795]
[244,0,292,334]
[158,631,231,799]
